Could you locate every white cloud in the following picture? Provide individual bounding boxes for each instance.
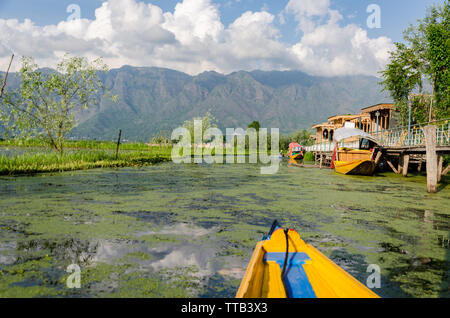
[285,0,330,19]
[285,0,394,76]
[0,0,394,77]
[163,0,224,44]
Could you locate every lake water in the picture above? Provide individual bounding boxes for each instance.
[0,147,39,157]
[0,160,448,297]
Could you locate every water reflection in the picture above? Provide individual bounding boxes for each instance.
[0,161,448,297]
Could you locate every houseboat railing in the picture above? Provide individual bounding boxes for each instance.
[305,141,359,152]
[305,118,449,151]
[370,118,449,147]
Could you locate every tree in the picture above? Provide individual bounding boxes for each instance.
[291,130,313,146]
[178,111,218,144]
[150,130,171,145]
[248,121,261,131]
[380,43,416,125]
[426,1,450,119]
[380,1,449,123]
[0,55,109,154]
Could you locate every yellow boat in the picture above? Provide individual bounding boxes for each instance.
[236,221,379,298]
[333,148,376,176]
[331,127,378,176]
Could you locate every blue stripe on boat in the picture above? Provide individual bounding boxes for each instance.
[263,252,317,298]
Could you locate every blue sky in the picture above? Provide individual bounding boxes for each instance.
[0,0,442,42]
[0,0,445,76]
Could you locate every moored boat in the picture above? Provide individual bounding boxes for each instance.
[288,142,304,160]
[236,221,379,298]
[332,127,378,176]
[333,148,376,175]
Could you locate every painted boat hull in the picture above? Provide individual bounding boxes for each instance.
[289,152,303,160]
[334,159,376,176]
[236,224,379,298]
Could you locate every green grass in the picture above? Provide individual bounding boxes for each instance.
[0,138,159,151]
[304,151,315,161]
[0,137,284,175]
[0,149,172,175]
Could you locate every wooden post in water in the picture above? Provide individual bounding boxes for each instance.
[374,150,382,165]
[115,129,122,160]
[397,154,403,175]
[424,125,437,193]
[402,154,410,177]
[437,155,443,183]
[442,165,450,176]
[417,160,423,173]
[386,159,399,174]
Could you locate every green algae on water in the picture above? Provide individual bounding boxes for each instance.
[0,161,449,297]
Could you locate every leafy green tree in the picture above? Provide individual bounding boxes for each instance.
[248,121,261,131]
[0,55,109,154]
[291,130,313,146]
[179,111,218,144]
[380,1,449,123]
[150,130,171,145]
[380,43,416,125]
[279,134,291,150]
[426,1,450,119]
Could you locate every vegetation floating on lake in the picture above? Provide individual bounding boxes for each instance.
[0,162,448,297]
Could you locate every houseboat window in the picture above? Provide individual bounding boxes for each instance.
[360,138,370,150]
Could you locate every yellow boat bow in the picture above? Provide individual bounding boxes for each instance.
[236,222,379,298]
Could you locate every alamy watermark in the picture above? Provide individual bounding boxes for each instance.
[66,263,81,288]
[67,4,81,21]
[366,264,381,288]
[170,120,280,174]
[366,4,381,29]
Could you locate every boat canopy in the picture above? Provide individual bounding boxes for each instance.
[289,142,301,149]
[334,127,378,143]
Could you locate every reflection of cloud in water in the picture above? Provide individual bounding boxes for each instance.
[149,245,216,278]
[136,223,219,237]
[217,267,245,279]
[0,241,17,265]
[90,223,247,286]
[0,254,16,265]
[92,239,131,263]
[91,238,216,277]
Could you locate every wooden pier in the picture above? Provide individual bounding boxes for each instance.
[306,121,450,193]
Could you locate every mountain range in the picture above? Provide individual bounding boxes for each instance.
[1,66,392,141]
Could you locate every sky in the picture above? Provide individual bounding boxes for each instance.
[0,0,444,77]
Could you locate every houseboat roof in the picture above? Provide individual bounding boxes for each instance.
[311,122,335,129]
[361,103,394,113]
[334,127,378,143]
[327,113,369,121]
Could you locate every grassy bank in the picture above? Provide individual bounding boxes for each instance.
[0,137,287,175]
[0,149,172,176]
[0,138,157,151]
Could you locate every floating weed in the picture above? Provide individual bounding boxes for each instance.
[0,161,448,297]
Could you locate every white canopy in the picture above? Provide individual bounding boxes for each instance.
[334,127,378,143]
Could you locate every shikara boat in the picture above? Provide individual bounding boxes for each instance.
[236,221,379,298]
[333,148,376,175]
[288,142,304,160]
[332,127,378,176]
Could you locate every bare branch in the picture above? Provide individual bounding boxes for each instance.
[0,54,14,98]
